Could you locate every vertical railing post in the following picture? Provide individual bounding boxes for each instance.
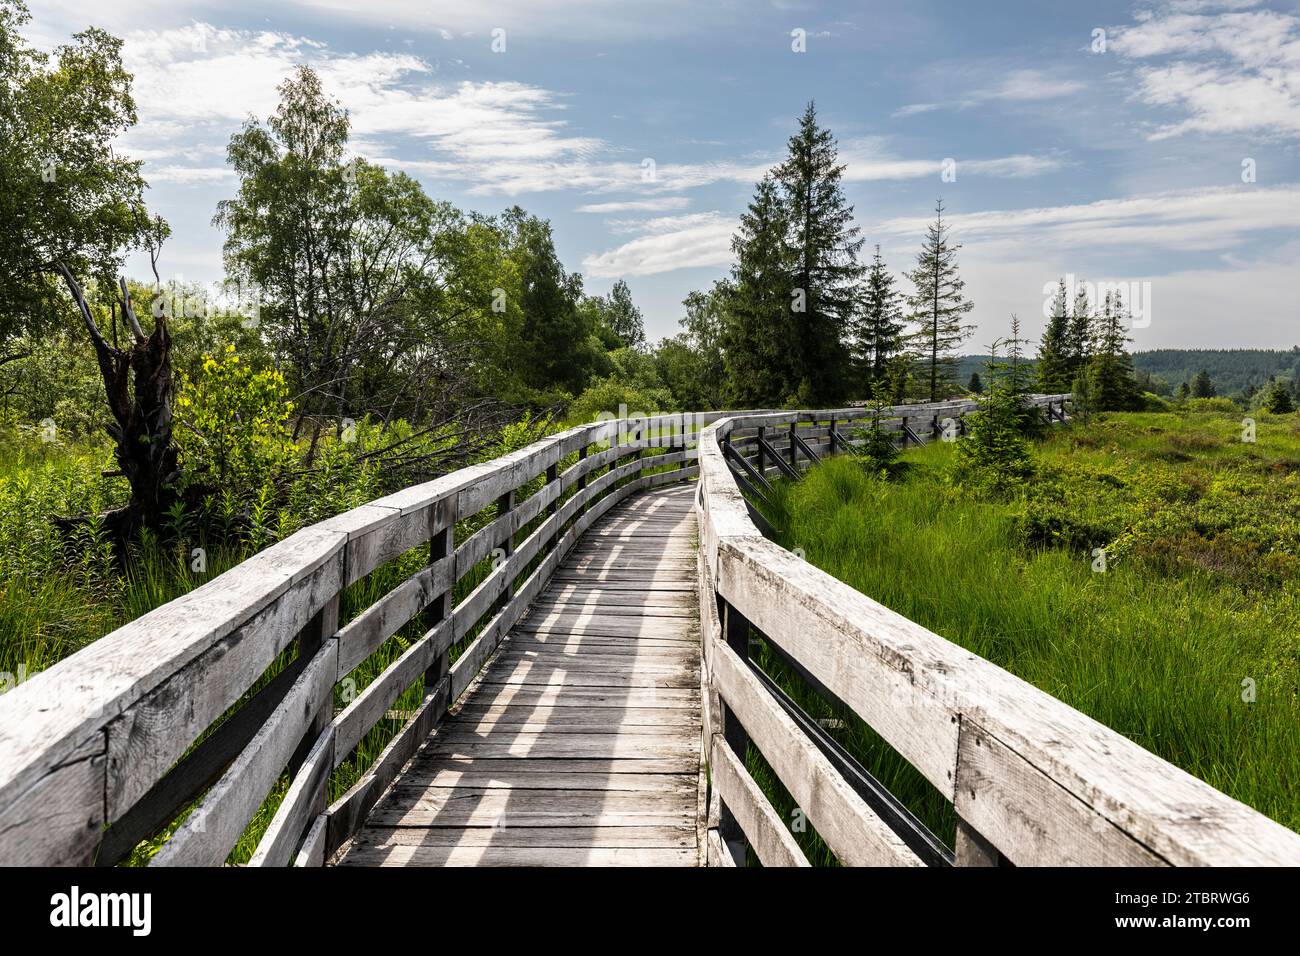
[497,490,516,601]
[577,443,589,515]
[545,463,558,517]
[423,500,455,708]
[288,592,340,776]
[755,425,765,478]
[788,421,798,471]
[829,416,837,455]
[717,596,751,865]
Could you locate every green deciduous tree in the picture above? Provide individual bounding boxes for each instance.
[601,279,646,350]
[0,2,178,540]
[216,66,466,425]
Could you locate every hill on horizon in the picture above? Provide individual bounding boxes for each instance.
[958,347,1300,396]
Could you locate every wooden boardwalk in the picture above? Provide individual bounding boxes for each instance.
[338,484,703,866]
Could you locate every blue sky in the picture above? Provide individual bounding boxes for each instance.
[26,0,1300,349]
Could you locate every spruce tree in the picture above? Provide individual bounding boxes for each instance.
[1086,290,1140,411]
[1190,368,1216,398]
[1263,378,1295,413]
[1065,283,1092,382]
[906,199,974,402]
[968,371,983,394]
[776,101,864,405]
[853,245,905,394]
[955,315,1037,493]
[721,174,794,406]
[1036,278,1072,392]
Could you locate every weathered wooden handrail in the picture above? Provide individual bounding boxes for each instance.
[696,395,1300,867]
[0,410,722,866]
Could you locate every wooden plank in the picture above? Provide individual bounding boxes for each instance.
[954,721,1163,866]
[452,703,699,725]
[709,738,808,867]
[339,843,695,866]
[151,639,338,866]
[709,636,922,867]
[367,787,695,828]
[422,733,700,760]
[334,623,451,760]
[324,679,449,859]
[463,683,699,709]
[251,724,335,867]
[406,767,698,792]
[335,559,453,678]
[403,755,697,776]
[347,825,695,849]
[294,813,329,867]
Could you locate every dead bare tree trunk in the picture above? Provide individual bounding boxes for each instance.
[57,264,180,542]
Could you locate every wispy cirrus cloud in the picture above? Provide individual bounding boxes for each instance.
[575,197,692,214]
[893,68,1086,118]
[1109,0,1300,140]
[582,212,735,278]
[874,185,1300,255]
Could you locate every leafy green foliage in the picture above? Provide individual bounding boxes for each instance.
[174,345,294,494]
[0,0,159,339]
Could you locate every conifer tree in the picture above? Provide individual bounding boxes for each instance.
[906,199,974,402]
[1086,290,1140,411]
[1036,278,1072,392]
[776,101,864,404]
[1065,283,1092,381]
[1190,368,1216,398]
[852,245,906,394]
[720,174,794,406]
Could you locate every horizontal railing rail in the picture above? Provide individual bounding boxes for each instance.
[0,410,728,867]
[696,395,1300,867]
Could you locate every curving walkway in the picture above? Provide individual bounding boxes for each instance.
[337,484,702,866]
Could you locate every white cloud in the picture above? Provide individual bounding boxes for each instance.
[145,165,236,184]
[582,212,735,278]
[874,185,1300,255]
[893,68,1085,117]
[576,197,692,214]
[1111,2,1300,139]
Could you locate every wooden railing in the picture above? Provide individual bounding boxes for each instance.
[696,395,1300,866]
[0,410,719,866]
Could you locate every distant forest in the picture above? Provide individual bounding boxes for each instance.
[959,348,1300,401]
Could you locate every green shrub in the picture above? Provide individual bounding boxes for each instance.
[1183,396,1239,414]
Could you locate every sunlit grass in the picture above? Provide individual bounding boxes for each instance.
[752,409,1300,841]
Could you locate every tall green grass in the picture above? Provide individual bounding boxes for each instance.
[753,410,1300,847]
